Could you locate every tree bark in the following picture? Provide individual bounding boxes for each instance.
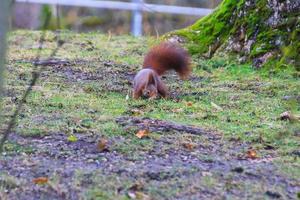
[171,0,300,69]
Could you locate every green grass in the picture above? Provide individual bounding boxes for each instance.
[1,31,300,198]
[3,30,299,154]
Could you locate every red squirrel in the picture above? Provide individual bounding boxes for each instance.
[133,42,191,99]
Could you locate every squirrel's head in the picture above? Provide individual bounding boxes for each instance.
[142,84,157,99]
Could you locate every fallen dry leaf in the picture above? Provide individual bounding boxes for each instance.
[182,142,196,150]
[97,138,109,152]
[186,101,193,106]
[136,129,150,139]
[246,149,258,159]
[33,177,48,184]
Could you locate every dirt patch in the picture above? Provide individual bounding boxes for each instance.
[1,117,299,199]
[39,59,135,93]
[116,116,217,136]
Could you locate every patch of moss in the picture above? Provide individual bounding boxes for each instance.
[250,29,286,58]
[174,0,240,55]
[279,25,300,70]
[171,0,300,70]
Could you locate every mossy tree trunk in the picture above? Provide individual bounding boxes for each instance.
[172,0,300,70]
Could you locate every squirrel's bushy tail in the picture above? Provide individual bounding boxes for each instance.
[143,42,191,79]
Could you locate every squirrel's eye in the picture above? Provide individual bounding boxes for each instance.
[143,90,150,97]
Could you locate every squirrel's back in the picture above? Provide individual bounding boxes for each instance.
[143,42,191,79]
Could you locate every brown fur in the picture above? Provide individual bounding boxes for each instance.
[143,42,191,79]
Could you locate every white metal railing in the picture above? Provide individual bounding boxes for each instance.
[15,0,214,36]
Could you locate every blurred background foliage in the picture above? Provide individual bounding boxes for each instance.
[11,0,221,36]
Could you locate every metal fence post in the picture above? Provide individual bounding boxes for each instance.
[131,0,143,36]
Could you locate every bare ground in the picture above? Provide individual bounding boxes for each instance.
[1,120,299,199]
